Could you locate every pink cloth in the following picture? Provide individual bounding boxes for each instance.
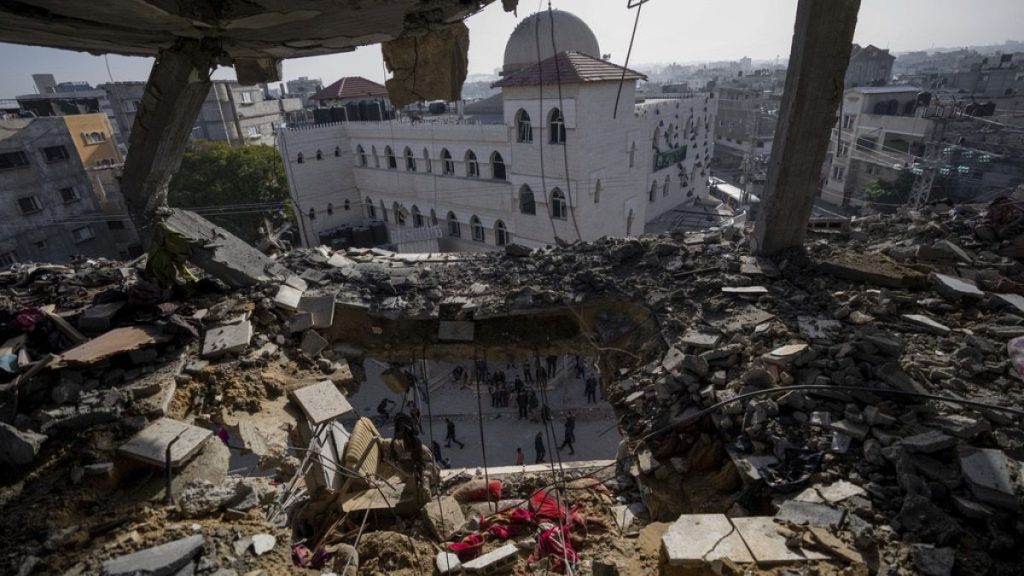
[528,525,577,574]
[448,534,484,561]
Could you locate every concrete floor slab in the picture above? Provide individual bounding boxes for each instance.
[661,514,753,566]
[732,516,828,565]
[291,380,352,425]
[118,418,212,468]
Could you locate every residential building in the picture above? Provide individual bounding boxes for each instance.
[311,77,390,110]
[820,86,934,208]
[16,76,126,151]
[713,85,780,172]
[286,76,324,105]
[845,44,895,88]
[280,10,714,252]
[0,114,142,264]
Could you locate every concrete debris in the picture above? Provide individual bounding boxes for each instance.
[422,495,465,540]
[101,534,204,576]
[0,422,46,465]
[731,516,828,564]
[250,534,276,556]
[290,380,353,425]
[460,542,519,573]
[959,446,1020,511]
[661,514,753,570]
[273,283,303,310]
[201,319,253,358]
[118,417,212,467]
[902,430,957,454]
[77,301,126,332]
[300,329,329,357]
[931,272,985,300]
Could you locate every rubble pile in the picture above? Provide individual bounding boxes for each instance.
[0,200,1021,575]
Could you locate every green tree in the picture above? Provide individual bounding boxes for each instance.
[168,141,292,243]
[864,170,915,206]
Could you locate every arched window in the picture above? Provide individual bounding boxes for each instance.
[357,145,367,166]
[384,146,396,169]
[465,150,479,178]
[627,208,635,236]
[441,149,454,175]
[491,152,506,180]
[404,146,416,171]
[447,211,460,237]
[89,131,103,142]
[344,199,350,211]
[316,149,323,160]
[394,202,405,225]
[594,179,602,204]
[663,175,671,197]
[551,188,567,219]
[372,146,379,168]
[366,197,376,219]
[412,205,423,228]
[297,152,304,164]
[380,200,387,222]
[515,109,532,142]
[652,126,661,151]
[423,148,432,173]
[495,220,509,246]
[327,202,334,215]
[430,209,438,226]
[519,185,536,215]
[629,141,636,168]
[308,207,316,220]
[649,181,657,203]
[549,108,566,144]
[470,215,484,242]
[334,146,341,157]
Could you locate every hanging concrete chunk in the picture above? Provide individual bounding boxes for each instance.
[202,320,253,358]
[959,446,1019,511]
[290,380,353,425]
[102,534,204,576]
[118,418,212,468]
[382,22,470,108]
[661,514,753,571]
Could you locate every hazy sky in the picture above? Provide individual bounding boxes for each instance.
[1,0,1022,99]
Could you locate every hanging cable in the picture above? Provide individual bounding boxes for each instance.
[612,1,644,119]
[547,1,583,242]
[473,349,494,513]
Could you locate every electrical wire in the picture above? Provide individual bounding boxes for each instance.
[547,1,583,244]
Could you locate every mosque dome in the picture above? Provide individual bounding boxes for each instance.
[502,10,600,76]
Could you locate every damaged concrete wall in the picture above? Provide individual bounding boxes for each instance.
[382,22,471,108]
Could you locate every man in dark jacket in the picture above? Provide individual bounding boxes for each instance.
[534,431,546,464]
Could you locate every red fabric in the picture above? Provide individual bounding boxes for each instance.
[15,309,45,332]
[528,525,577,574]
[448,534,484,561]
[483,508,535,540]
[528,488,568,522]
[453,479,504,502]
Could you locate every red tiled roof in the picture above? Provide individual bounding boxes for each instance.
[313,76,388,101]
[493,51,646,88]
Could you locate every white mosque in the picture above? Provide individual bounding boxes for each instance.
[280,10,716,252]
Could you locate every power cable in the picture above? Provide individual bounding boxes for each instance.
[612,0,643,119]
[547,1,583,243]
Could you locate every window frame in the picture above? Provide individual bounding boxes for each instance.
[441,149,454,175]
[491,151,506,180]
[404,147,416,171]
[551,188,568,220]
[515,109,532,143]
[72,224,95,243]
[465,150,479,178]
[17,195,42,215]
[384,146,396,169]
[519,185,536,215]
[470,215,485,242]
[59,186,80,204]
[549,108,566,145]
[41,145,70,163]
[447,211,461,237]
[0,151,30,170]
[495,220,509,246]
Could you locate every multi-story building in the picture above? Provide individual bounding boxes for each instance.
[845,44,895,88]
[280,10,715,252]
[0,114,142,264]
[16,75,126,151]
[820,86,934,208]
[713,85,780,171]
[286,76,324,105]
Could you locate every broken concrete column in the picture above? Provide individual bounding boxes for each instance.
[119,39,219,234]
[382,22,470,108]
[751,0,861,255]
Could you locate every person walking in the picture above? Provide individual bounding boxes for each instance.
[559,411,576,455]
[515,447,525,466]
[488,382,497,408]
[585,375,598,404]
[546,355,557,376]
[534,431,546,464]
[432,440,450,469]
[444,417,465,449]
[522,361,533,384]
[528,388,540,421]
[513,375,524,396]
[516,389,529,420]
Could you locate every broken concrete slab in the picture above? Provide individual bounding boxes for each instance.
[328,252,355,268]
[680,329,722,349]
[959,446,1019,511]
[283,274,308,292]
[0,422,46,465]
[300,329,328,357]
[908,544,955,576]
[721,286,769,295]
[817,252,923,289]
[661,514,753,569]
[58,325,172,367]
[101,534,204,576]
[436,551,462,574]
[797,316,841,339]
[118,417,212,468]
[775,499,845,529]
[201,320,253,358]
[288,311,314,334]
[740,255,779,276]
[161,208,286,288]
[795,480,867,504]
[77,301,126,332]
[460,542,519,573]
[422,495,465,540]
[250,533,276,556]
[932,273,985,300]
[830,419,869,441]
[763,343,809,365]
[902,430,956,454]
[290,380,352,425]
[237,421,269,456]
[994,293,1024,315]
[902,314,951,334]
[299,294,336,329]
[732,516,828,565]
[273,284,303,310]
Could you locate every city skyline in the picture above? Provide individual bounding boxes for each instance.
[2,0,1023,99]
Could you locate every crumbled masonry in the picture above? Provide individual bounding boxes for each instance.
[0,200,1023,575]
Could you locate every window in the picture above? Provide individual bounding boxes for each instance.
[404,147,416,171]
[837,141,849,158]
[316,149,323,160]
[551,188,567,219]
[471,215,485,242]
[327,203,334,215]
[42,145,69,162]
[366,197,376,219]
[0,151,30,170]
[629,141,636,168]
[240,91,253,104]
[72,225,95,243]
[394,202,405,225]
[308,208,316,220]
[447,212,461,237]
[441,149,454,175]
[549,108,566,144]
[357,145,367,166]
[59,187,80,203]
[334,146,341,157]
[516,109,532,142]
[519,185,536,215]
[430,209,438,226]
[594,179,602,204]
[649,181,657,203]
[107,220,126,230]
[297,152,304,164]
[841,114,855,130]
[95,158,114,167]
[663,175,671,197]
[832,165,845,182]
[372,146,379,168]
[384,146,396,169]
[124,100,138,113]
[665,124,675,148]
[495,221,509,246]
[412,205,423,228]
[423,148,432,173]
[85,131,105,144]
[344,199,351,211]
[380,201,387,222]
[17,196,42,214]
[0,251,16,266]
[652,126,661,151]
[491,152,506,180]
[466,150,479,178]
[247,126,261,139]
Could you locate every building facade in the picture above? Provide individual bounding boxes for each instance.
[0,114,142,264]
[280,11,714,252]
[286,76,324,105]
[845,44,895,88]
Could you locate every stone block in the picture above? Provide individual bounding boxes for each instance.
[436,551,462,574]
[902,430,956,454]
[422,495,465,540]
[283,274,308,292]
[274,284,303,310]
[680,329,722,349]
[288,311,314,334]
[0,422,46,465]
[299,294,336,328]
[959,446,1019,511]
[661,514,753,569]
[290,380,352,425]
[102,534,204,576]
[118,418,212,468]
[461,542,519,573]
[732,516,828,565]
[774,499,845,529]
[931,273,984,300]
[300,330,328,357]
[201,320,252,358]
